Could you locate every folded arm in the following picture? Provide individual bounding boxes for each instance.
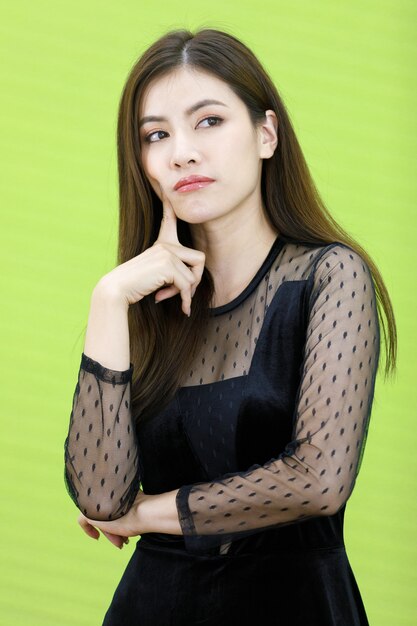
[175,245,381,549]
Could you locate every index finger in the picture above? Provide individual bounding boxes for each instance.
[157,186,179,244]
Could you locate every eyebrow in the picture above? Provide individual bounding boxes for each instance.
[138,99,228,128]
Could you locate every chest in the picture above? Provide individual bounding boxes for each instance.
[137,280,309,494]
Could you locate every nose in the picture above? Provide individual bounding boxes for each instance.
[169,132,201,169]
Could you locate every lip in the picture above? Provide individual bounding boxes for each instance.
[173,175,215,191]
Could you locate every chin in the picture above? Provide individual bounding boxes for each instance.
[177,213,212,225]
[175,205,224,224]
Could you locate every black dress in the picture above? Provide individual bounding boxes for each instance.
[64,235,380,625]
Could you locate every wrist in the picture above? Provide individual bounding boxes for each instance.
[138,490,183,536]
[93,279,129,311]
[136,495,154,535]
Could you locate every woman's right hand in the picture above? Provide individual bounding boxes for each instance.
[98,189,206,317]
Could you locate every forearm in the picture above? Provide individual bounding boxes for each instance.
[83,281,131,371]
[64,282,140,520]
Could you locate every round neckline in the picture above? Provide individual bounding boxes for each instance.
[209,234,285,316]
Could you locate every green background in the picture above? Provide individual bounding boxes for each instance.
[1,1,415,624]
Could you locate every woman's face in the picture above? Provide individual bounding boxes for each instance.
[138,66,277,228]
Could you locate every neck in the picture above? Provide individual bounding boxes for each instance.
[190,210,279,308]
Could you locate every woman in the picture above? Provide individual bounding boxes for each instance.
[64,28,397,625]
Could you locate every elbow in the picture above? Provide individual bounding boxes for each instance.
[77,499,128,522]
[308,477,350,518]
[314,496,346,518]
[64,468,136,521]
[73,487,135,521]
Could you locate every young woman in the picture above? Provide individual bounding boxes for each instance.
[64,28,397,625]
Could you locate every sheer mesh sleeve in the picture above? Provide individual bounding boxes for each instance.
[64,353,141,520]
[175,245,381,550]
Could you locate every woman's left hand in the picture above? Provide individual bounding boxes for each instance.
[77,488,149,549]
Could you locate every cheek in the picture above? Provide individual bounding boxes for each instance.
[221,126,258,165]
[140,154,162,193]
[141,153,158,182]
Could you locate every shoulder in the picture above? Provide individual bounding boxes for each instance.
[272,238,374,298]
[309,242,372,281]
[300,242,376,313]
[278,238,370,282]
[277,237,374,296]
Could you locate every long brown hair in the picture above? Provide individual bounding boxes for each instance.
[115,27,397,426]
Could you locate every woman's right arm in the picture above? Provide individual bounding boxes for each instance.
[64,284,139,521]
[63,191,206,521]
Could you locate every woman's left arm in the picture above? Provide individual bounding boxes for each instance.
[173,245,381,552]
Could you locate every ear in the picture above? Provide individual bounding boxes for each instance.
[257,109,278,159]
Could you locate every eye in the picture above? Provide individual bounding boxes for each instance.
[143,115,223,143]
[143,130,168,144]
[197,115,223,128]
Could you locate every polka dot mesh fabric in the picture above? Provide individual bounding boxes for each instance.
[64,356,140,520]
[64,237,380,551]
[175,241,380,546]
[178,238,326,387]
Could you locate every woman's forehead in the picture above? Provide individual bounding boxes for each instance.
[139,67,238,115]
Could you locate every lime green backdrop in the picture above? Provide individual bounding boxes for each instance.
[0,1,415,624]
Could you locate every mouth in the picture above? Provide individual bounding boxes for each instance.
[173,176,215,192]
